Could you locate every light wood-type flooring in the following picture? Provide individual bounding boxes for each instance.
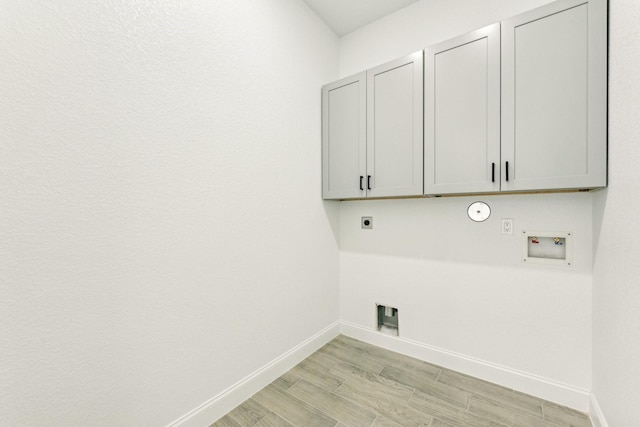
[211,335,592,427]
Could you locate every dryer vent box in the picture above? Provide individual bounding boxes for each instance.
[522,230,573,266]
[377,304,399,336]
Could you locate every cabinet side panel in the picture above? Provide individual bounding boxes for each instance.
[514,4,588,180]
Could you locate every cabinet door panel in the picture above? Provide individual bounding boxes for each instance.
[515,4,587,180]
[322,73,366,199]
[502,0,607,191]
[367,52,423,198]
[425,24,500,195]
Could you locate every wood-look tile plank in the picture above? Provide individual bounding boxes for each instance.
[429,419,457,427]
[287,359,345,392]
[333,335,379,353]
[466,388,544,418]
[380,364,439,387]
[252,384,337,427]
[317,340,386,374]
[305,348,343,371]
[329,362,414,402]
[365,345,441,380]
[379,365,468,409]
[287,379,377,427]
[438,382,543,419]
[271,377,295,393]
[468,395,547,427]
[371,415,404,427]
[335,378,432,427]
[338,369,416,405]
[501,391,546,418]
[253,412,296,427]
[408,390,508,427]
[436,369,515,403]
[542,401,592,427]
[209,414,241,427]
[226,398,270,426]
[279,369,302,388]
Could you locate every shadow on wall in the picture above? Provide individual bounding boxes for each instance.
[591,188,608,265]
[323,199,341,246]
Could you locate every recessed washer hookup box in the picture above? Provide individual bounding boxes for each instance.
[522,230,573,266]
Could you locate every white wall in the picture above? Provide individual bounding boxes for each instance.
[340,194,593,394]
[592,0,640,425]
[0,1,339,426]
[338,0,594,407]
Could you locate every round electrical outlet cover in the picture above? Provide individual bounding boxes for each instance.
[467,201,491,222]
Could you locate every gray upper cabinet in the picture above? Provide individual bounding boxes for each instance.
[322,72,366,200]
[322,52,423,200]
[501,0,607,191]
[367,52,424,198]
[323,0,607,200]
[424,24,501,195]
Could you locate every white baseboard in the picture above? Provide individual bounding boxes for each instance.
[589,394,609,427]
[167,321,341,427]
[340,321,591,412]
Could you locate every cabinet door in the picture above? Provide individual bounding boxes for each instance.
[424,24,500,195]
[501,0,607,191]
[322,72,367,200]
[366,52,424,198]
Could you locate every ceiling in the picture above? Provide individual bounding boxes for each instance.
[301,0,421,36]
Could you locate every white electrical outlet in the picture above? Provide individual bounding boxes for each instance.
[502,218,513,235]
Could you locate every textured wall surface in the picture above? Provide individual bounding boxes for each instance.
[337,0,594,398]
[592,0,640,424]
[0,1,339,425]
